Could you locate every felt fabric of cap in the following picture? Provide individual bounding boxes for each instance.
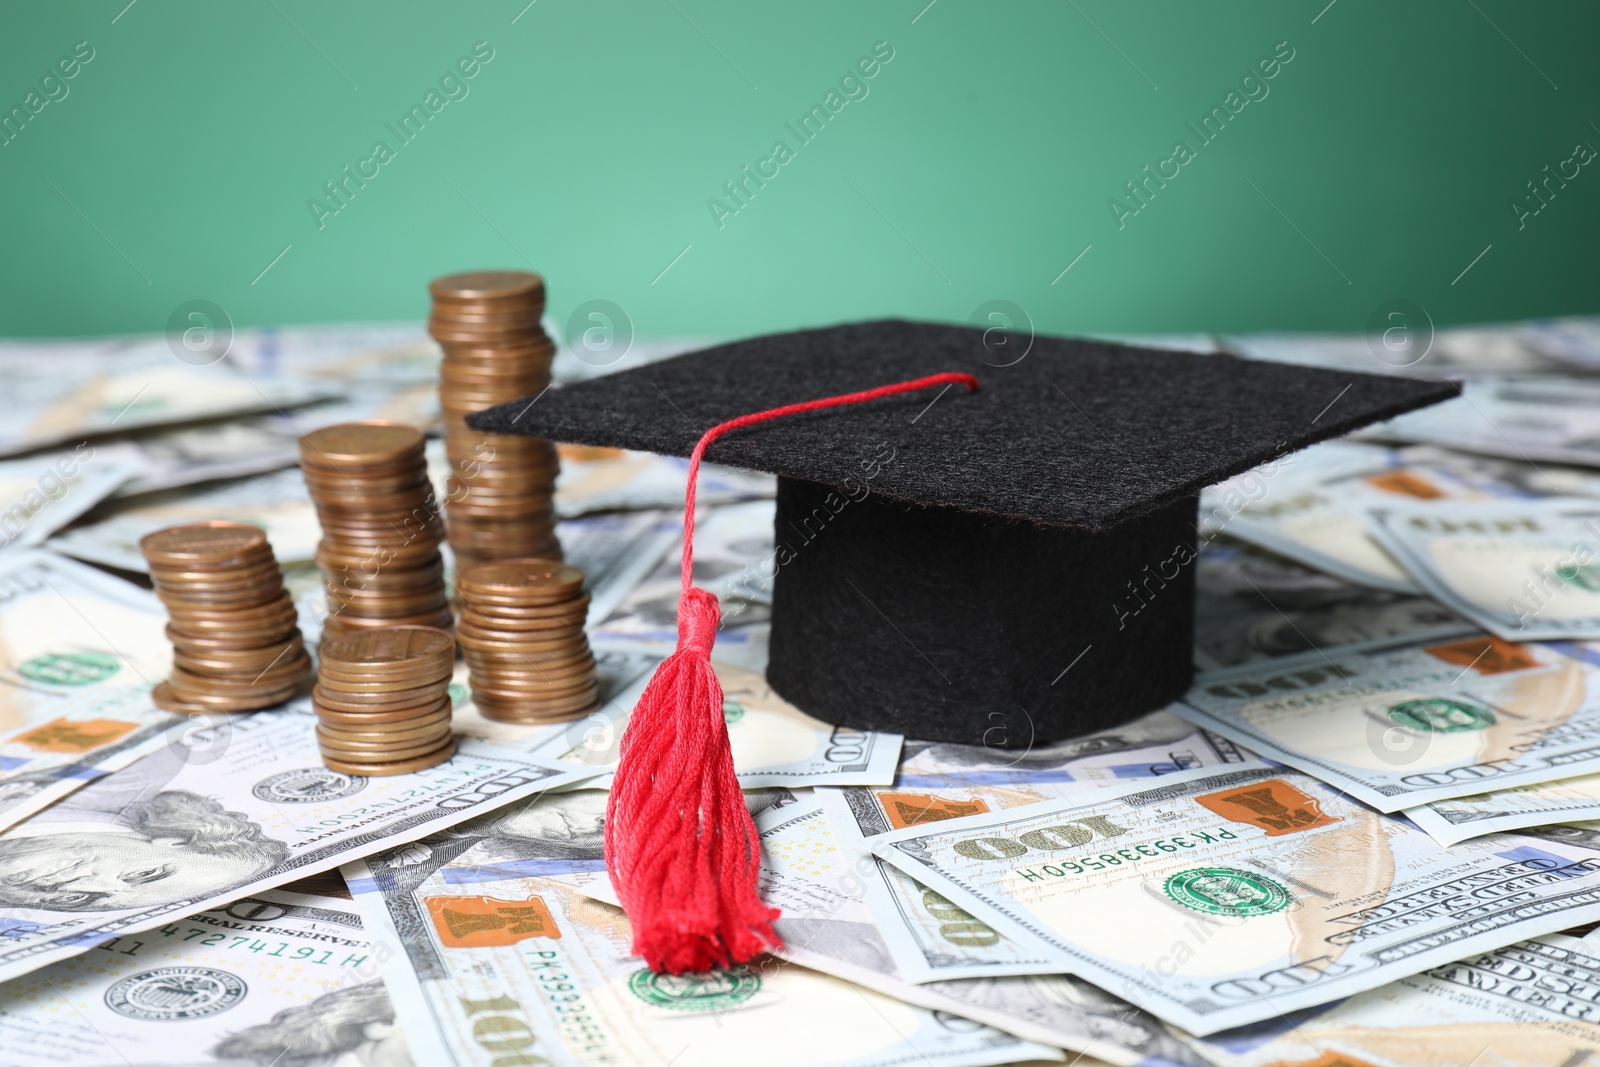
[469,319,1457,743]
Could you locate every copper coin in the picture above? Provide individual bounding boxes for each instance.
[321,607,454,635]
[149,559,283,587]
[314,694,452,724]
[459,646,587,667]
[168,660,310,694]
[317,727,454,753]
[473,691,599,722]
[166,625,302,653]
[321,738,457,776]
[319,627,455,672]
[140,522,270,568]
[164,679,301,711]
[175,640,307,676]
[312,685,451,715]
[429,270,544,302]
[315,667,454,695]
[475,681,599,707]
[319,737,454,763]
[314,707,452,736]
[316,541,443,571]
[299,422,425,468]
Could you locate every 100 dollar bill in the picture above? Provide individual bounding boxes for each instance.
[869,763,1600,1035]
[1367,499,1600,640]
[0,889,408,1067]
[0,705,595,984]
[533,660,901,788]
[817,712,1250,983]
[1174,629,1600,810]
[0,550,172,731]
[342,793,1055,1067]
[1179,932,1600,1067]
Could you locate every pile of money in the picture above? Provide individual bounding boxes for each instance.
[139,521,311,713]
[456,558,600,722]
[299,421,453,637]
[312,625,458,775]
[429,270,561,570]
[14,313,1600,1067]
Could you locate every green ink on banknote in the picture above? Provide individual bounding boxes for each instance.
[628,967,761,1011]
[1163,867,1290,917]
[1386,697,1496,733]
[18,651,119,685]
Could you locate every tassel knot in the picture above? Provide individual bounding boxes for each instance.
[676,587,720,658]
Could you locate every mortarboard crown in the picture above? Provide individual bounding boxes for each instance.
[471,319,1454,746]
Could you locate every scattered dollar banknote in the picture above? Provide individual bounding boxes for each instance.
[869,763,1600,1035]
[757,799,1210,1067]
[554,508,679,628]
[1201,440,1478,593]
[51,467,323,572]
[0,705,596,984]
[342,794,1057,1067]
[1369,376,1600,469]
[1179,932,1600,1067]
[1173,629,1600,811]
[0,550,171,731]
[0,888,413,1067]
[1367,498,1600,640]
[1405,771,1600,847]
[0,444,142,553]
[0,340,335,458]
[816,711,1251,982]
[590,500,777,650]
[0,685,184,835]
[531,659,901,788]
[1193,537,1466,670]
[557,447,773,518]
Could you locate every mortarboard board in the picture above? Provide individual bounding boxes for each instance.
[470,319,1455,747]
[468,318,1456,976]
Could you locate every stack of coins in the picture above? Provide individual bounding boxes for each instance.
[429,270,561,571]
[299,421,453,638]
[140,522,312,714]
[312,627,457,776]
[456,559,599,723]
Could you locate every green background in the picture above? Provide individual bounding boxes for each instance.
[2,0,1597,344]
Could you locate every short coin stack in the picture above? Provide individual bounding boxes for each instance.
[456,559,599,722]
[312,626,457,776]
[299,421,453,638]
[140,521,312,714]
[429,270,562,570]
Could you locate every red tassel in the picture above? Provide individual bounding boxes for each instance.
[605,370,980,974]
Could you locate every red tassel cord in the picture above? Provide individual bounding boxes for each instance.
[605,371,980,975]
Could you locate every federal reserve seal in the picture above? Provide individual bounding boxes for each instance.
[105,967,246,1020]
[627,966,760,1011]
[1164,867,1291,918]
[1386,697,1495,733]
[252,767,366,804]
[18,651,119,686]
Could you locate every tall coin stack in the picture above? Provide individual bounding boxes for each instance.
[141,521,313,714]
[429,270,561,571]
[299,421,453,638]
[312,627,457,776]
[456,559,600,723]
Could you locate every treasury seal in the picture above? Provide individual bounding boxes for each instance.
[105,967,247,1020]
[627,966,760,1011]
[18,650,119,685]
[1164,867,1291,918]
[252,767,367,804]
[1386,697,1495,733]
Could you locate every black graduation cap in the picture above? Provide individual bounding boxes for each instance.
[468,319,1455,746]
